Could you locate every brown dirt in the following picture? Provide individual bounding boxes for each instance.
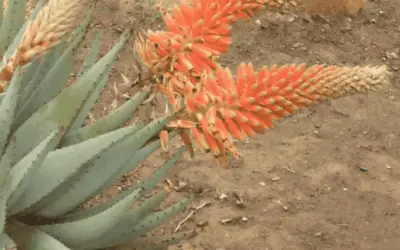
[82,0,400,249]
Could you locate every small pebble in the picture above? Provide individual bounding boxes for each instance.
[271,176,281,181]
[359,167,368,172]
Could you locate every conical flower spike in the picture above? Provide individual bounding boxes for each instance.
[168,63,391,166]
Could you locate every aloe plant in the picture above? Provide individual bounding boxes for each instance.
[0,0,194,249]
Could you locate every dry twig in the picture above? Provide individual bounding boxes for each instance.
[174,201,211,232]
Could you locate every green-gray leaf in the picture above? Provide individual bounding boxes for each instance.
[37,115,172,217]
[15,14,92,127]
[0,0,27,56]
[61,88,151,146]
[39,187,144,248]
[0,66,23,156]
[0,233,16,249]
[9,124,142,215]
[67,28,131,132]
[77,30,103,78]
[58,146,185,223]
[89,196,192,249]
[7,129,63,213]
[5,221,72,250]
[6,27,130,165]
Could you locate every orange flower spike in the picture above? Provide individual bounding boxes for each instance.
[236,110,268,129]
[205,106,218,132]
[178,1,197,26]
[146,31,170,48]
[185,95,200,111]
[245,62,257,91]
[200,54,219,71]
[194,91,210,107]
[213,67,235,103]
[202,2,230,27]
[160,130,169,152]
[202,36,232,52]
[274,65,296,89]
[190,43,218,59]
[224,67,237,93]
[235,117,256,137]
[214,66,229,90]
[177,53,194,73]
[179,130,195,157]
[190,127,210,152]
[236,62,250,98]
[245,105,275,127]
[204,24,232,37]
[238,96,257,109]
[201,34,230,50]
[214,117,234,143]
[204,76,223,99]
[162,10,181,33]
[169,119,198,129]
[199,110,221,156]
[186,53,214,74]
[221,113,246,140]
[170,76,186,91]
[230,108,258,136]
[171,4,191,30]
[202,129,221,156]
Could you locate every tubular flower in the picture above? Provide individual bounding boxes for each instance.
[168,63,391,166]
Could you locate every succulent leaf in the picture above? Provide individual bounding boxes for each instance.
[37,115,173,217]
[61,8,93,52]
[60,146,185,222]
[20,43,63,105]
[0,0,27,56]
[141,146,186,192]
[9,123,143,215]
[68,28,131,132]
[86,189,170,246]
[5,221,72,250]
[95,196,192,248]
[0,67,22,156]
[39,187,144,248]
[6,27,129,165]
[96,138,162,196]
[0,233,16,249]
[2,0,46,61]
[57,139,161,222]
[77,30,103,78]
[15,16,92,127]
[61,88,151,146]
[18,56,41,102]
[0,164,11,233]
[6,129,63,213]
[123,197,192,242]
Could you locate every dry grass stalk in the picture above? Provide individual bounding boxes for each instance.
[0,0,86,91]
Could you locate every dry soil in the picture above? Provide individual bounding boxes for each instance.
[81,0,400,249]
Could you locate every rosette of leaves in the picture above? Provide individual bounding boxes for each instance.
[0,0,194,249]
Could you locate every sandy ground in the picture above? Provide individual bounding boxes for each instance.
[79,0,400,249]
